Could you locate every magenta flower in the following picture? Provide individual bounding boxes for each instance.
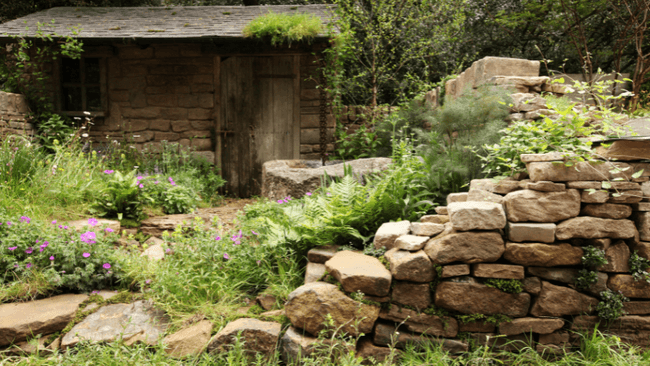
[88,218,98,226]
[103,263,111,269]
[58,225,63,229]
[154,181,159,184]
[92,290,99,294]
[20,216,31,223]
[136,176,144,180]
[306,192,312,196]
[105,228,114,233]
[223,253,230,260]
[145,279,152,284]
[165,248,171,253]
[7,221,12,227]
[51,220,57,225]
[215,236,221,241]
[83,252,91,258]
[8,246,17,251]
[277,200,283,204]
[25,247,33,254]
[234,240,241,245]
[26,263,32,269]
[168,177,176,186]
[63,226,68,230]
[80,231,97,244]
[252,230,258,235]
[256,260,261,265]
[50,256,55,260]
[103,170,114,174]
[139,184,144,188]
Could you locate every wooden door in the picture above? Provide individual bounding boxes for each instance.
[220,56,297,197]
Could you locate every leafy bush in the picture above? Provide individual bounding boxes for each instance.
[161,185,199,214]
[575,269,600,290]
[37,113,76,152]
[630,251,650,283]
[0,217,122,292]
[92,170,147,221]
[138,175,199,215]
[243,11,323,46]
[582,245,608,268]
[597,289,628,321]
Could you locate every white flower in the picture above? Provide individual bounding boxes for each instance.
[82,133,89,138]
[83,111,91,115]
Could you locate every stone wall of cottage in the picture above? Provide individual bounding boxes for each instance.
[80,43,334,163]
[0,91,34,140]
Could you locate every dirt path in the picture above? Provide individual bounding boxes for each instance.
[196,198,258,232]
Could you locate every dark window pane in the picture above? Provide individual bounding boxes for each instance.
[85,58,100,84]
[87,87,102,111]
[63,87,82,111]
[62,58,81,83]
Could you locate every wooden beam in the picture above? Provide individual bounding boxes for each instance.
[214,55,222,170]
[293,55,300,159]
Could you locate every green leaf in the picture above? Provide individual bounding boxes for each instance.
[632,169,645,179]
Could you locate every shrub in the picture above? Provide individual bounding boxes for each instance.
[0,217,122,292]
[92,169,147,221]
[243,11,323,46]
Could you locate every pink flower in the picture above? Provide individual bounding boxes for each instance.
[25,247,33,254]
[105,228,114,233]
[251,230,258,235]
[139,184,144,188]
[8,246,17,251]
[103,170,114,174]
[103,263,111,269]
[20,216,31,223]
[277,200,283,204]
[145,279,151,284]
[50,256,55,260]
[80,231,97,244]
[83,252,91,258]
[88,218,98,226]
[306,192,312,196]
[223,253,230,260]
[26,263,32,269]
[234,240,241,245]
[51,220,57,225]
[215,236,221,241]
[136,176,144,180]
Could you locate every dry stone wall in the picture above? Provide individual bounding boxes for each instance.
[287,152,650,362]
[0,91,34,140]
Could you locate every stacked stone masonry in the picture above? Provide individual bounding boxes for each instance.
[0,91,34,140]
[290,153,650,362]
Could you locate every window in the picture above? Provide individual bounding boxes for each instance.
[61,57,104,114]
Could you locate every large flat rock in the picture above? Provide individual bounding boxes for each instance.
[384,249,435,283]
[499,318,564,336]
[379,305,458,338]
[0,294,88,346]
[284,282,379,337]
[504,242,583,267]
[61,301,169,349]
[434,282,530,317]
[608,274,650,298]
[373,220,411,250]
[504,189,580,223]
[163,320,212,358]
[571,315,650,347]
[527,161,634,182]
[325,251,392,297]
[261,158,392,201]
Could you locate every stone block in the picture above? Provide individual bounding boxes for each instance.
[187,108,210,120]
[420,215,449,224]
[447,201,506,231]
[207,318,280,357]
[393,235,429,251]
[581,203,632,219]
[466,189,504,204]
[507,222,556,243]
[623,301,650,315]
[599,240,630,273]
[378,306,458,338]
[392,281,431,310]
[527,161,634,182]
[504,242,583,267]
[556,217,636,240]
[522,276,541,295]
[499,318,564,336]
[304,262,326,284]
[425,231,505,264]
[434,282,530,317]
[526,181,566,192]
[373,221,411,250]
[608,274,650,298]
[473,57,540,87]
[472,263,524,279]
[470,179,522,195]
[607,190,643,204]
[307,245,339,264]
[409,222,445,237]
[446,192,468,204]
[385,249,435,283]
[325,251,391,296]
[505,189,580,223]
[529,281,598,317]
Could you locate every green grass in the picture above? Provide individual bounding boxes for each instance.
[243,11,323,46]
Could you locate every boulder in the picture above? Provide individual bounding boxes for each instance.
[507,222,556,243]
[472,263,524,279]
[378,306,458,338]
[325,251,391,296]
[281,326,319,364]
[555,217,636,240]
[284,282,379,337]
[393,235,429,251]
[473,57,540,87]
[538,331,570,346]
[256,294,277,311]
[593,139,650,161]
[499,318,564,336]
[441,264,470,278]
[0,294,88,346]
[527,161,634,182]
[504,189,580,223]
[529,281,598,317]
[470,179,521,195]
[526,181,566,192]
[409,222,445,237]
[419,215,449,224]
[526,267,578,284]
[487,76,550,93]
[425,231,505,264]
[373,221,411,250]
[467,189,505,204]
[141,243,165,261]
[435,206,448,215]
[356,337,398,364]
[163,320,212,358]
[447,201,506,231]
[384,249,435,282]
[504,242,583,267]
[304,262,326,284]
[581,190,609,203]
[434,282,530,317]
[580,204,632,219]
[392,281,432,310]
[307,245,339,264]
[207,318,281,357]
[599,241,630,273]
[607,190,643,204]
[261,158,392,201]
[61,301,169,349]
[608,274,650,299]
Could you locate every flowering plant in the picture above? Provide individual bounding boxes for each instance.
[1,216,122,291]
[92,169,151,221]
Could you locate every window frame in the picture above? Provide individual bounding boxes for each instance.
[56,56,108,117]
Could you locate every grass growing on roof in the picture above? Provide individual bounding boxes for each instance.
[243,11,323,46]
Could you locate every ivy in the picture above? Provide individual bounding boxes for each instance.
[629,251,650,283]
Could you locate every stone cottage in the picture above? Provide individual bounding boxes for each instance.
[0,5,336,197]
